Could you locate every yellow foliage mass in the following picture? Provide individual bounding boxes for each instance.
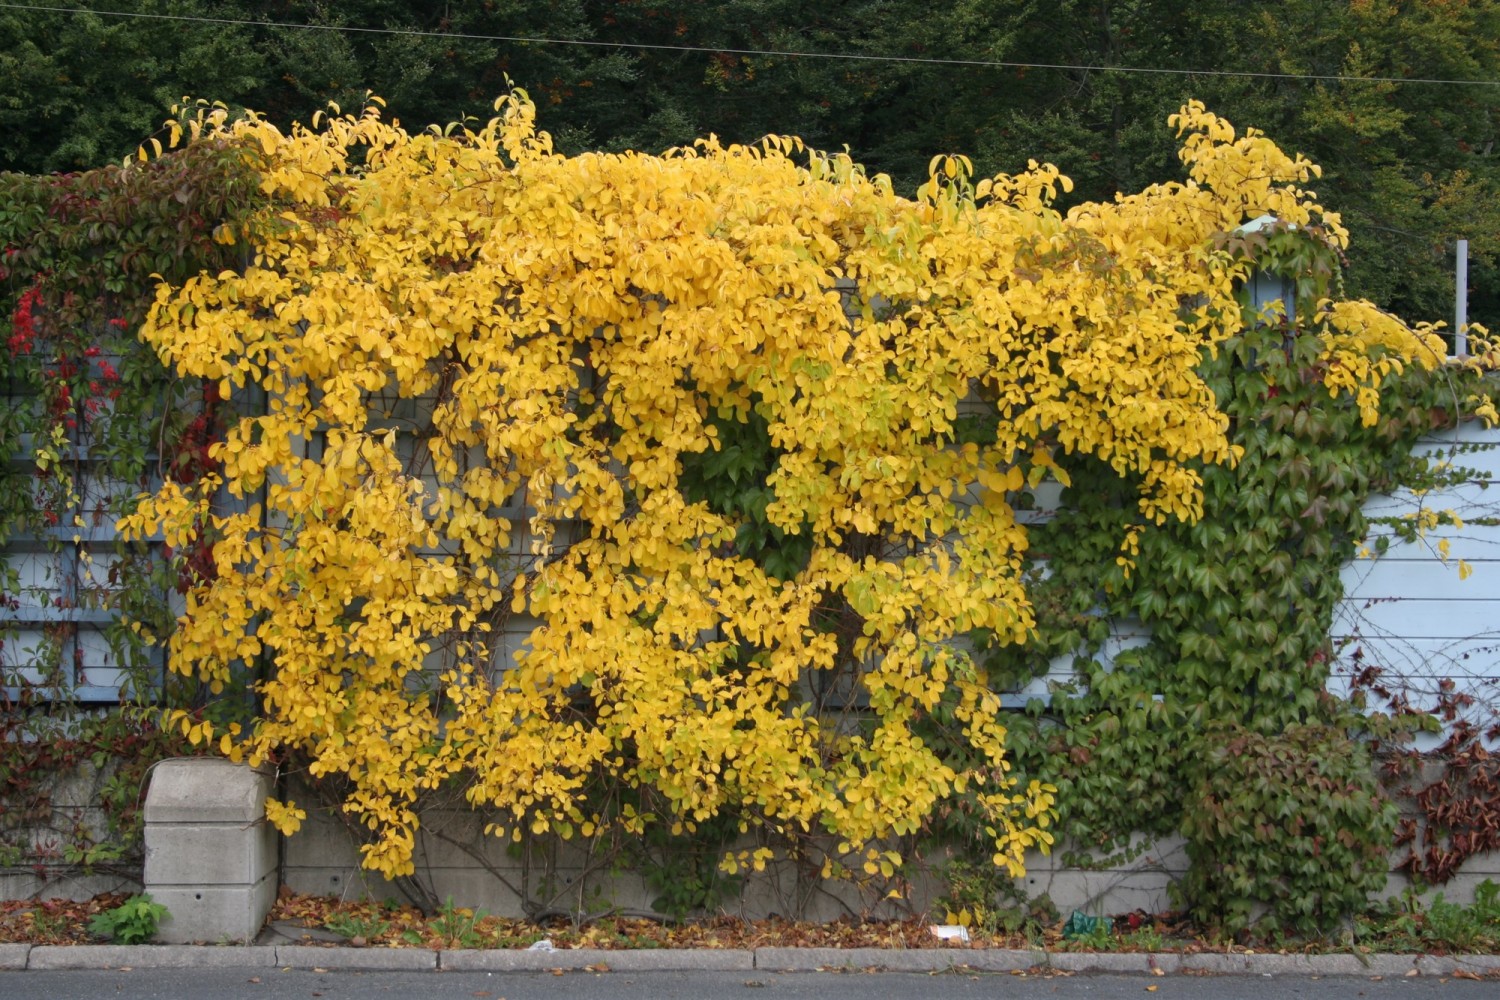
[119,92,1445,880]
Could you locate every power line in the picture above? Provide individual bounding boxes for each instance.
[4,1,1500,88]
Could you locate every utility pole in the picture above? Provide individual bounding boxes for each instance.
[1456,238,1469,357]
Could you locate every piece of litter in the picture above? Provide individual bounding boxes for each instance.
[528,939,555,952]
[1061,911,1112,940]
[928,924,971,943]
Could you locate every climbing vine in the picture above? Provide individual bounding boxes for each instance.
[114,91,1490,913]
[0,134,262,869]
[5,90,1496,933]
[966,215,1498,933]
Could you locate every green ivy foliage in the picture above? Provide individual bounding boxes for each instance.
[1181,724,1396,936]
[678,409,814,582]
[971,285,1493,931]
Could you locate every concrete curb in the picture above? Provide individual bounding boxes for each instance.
[756,946,990,972]
[439,947,755,971]
[1181,953,1416,976]
[947,949,1048,972]
[1417,955,1500,976]
[274,944,436,970]
[5,944,1498,976]
[25,944,277,969]
[1049,951,1180,973]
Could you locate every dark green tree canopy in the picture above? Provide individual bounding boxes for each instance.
[3,1,1496,327]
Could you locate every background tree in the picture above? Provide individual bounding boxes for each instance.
[1194,0,1500,332]
[0,0,263,171]
[5,2,1495,333]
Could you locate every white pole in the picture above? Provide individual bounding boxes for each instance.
[1456,239,1469,357]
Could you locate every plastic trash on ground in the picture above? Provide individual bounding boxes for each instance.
[1062,910,1113,939]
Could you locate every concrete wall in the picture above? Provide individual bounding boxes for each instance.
[0,756,143,902]
[1333,423,1500,745]
[279,806,1500,920]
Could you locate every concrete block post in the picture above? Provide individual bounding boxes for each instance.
[143,759,277,944]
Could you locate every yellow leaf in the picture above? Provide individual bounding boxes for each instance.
[263,798,307,836]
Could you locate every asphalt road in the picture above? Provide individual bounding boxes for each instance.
[2,968,1496,1000]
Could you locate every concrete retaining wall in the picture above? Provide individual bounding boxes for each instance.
[0,755,143,902]
[278,798,1500,920]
